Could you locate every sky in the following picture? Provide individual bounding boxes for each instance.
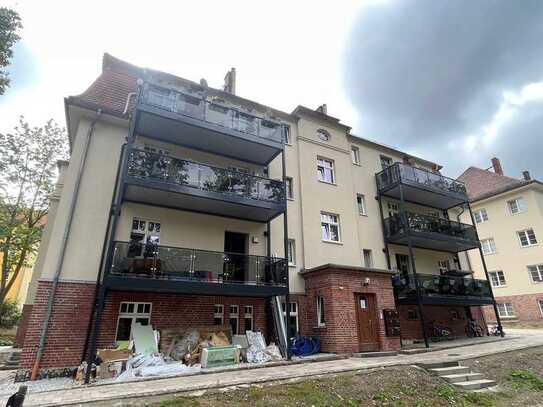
[1,0,543,179]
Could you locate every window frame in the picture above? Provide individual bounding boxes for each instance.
[285,177,294,200]
[528,264,543,283]
[316,296,326,327]
[351,146,361,165]
[407,309,418,320]
[496,302,515,318]
[283,126,292,145]
[363,249,374,268]
[321,212,341,243]
[473,208,489,224]
[380,155,393,170]
[481,238,497,255]
[507,197,526,215]
[281,302,299,336]
[115,302,152,342]
[517,228,538,248]
[243,305,253,332]
[317,157,336,184]
[213,304,224,325]
[356,194,367,216]
[229,305,239,335]
[489,271,507,287]
[538,300,543,317]
[287,239,296,266]
[316,128,331,142]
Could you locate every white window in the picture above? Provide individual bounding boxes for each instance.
[282,302,299,337]
[317,128,331,141]
[508,197,526,214]
[380,155,393,170]
[363,249,373,268]
[528,264,543,283]
[518,229,538,247]
[229,305,239,335]
[321,212,341,242]
[489,271,506,287]
[285,177,294,199]
[481,238,497,255]
[288,239,296,266]
[497,302,514,317]
[539,300,543,317]
[116,302,152,342]
[214,304,224,325]
[351,146,360,165]
[284,127,291,145]
[316,296,326,327]
[317,158,335,184]
[357,194,367,215]
[473,208,489,224]
[244,306,253,332]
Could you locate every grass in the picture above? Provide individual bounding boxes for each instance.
[507,369,543,391]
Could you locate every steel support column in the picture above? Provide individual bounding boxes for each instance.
[281,147,291,359]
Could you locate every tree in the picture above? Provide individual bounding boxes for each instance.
[0,7,22,95]
[0,117,68,306]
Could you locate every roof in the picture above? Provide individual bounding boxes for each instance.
[457,166,535,202]
[300,263,395,277]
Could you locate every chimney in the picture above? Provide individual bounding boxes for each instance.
[223,68,236,95]
[316,104,328,115]
[522,170,531,181]
[491,157,503,175]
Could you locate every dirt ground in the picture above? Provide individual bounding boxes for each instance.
[155,347,543,407]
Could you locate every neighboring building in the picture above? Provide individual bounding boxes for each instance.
[17,54,499,379]
[459,158,543,323]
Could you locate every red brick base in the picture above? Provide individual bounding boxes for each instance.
[483,293,543,323]
[15,304,33,348]
[397,305,487,341]
[301,267,401,354]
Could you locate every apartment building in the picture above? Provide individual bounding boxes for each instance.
[17,54,500,379]
[459,158,543,323]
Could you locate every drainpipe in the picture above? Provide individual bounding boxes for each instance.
[31,110,102,380]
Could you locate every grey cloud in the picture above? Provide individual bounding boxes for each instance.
[343,0,543,177]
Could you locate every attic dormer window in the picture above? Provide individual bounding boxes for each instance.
[317,129,331,141]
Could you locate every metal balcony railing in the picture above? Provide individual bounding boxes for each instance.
[109,241,288,287]
[384,212,477,242]
[141,83,286,144]
[393,273,492,299]
[127,148,285,204]
[376,162,467,197]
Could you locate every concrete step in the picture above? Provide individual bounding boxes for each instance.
[442,372,484,383]
[419,361,459,369]
[454,379,497,390]
[430,366,470,376]
[399,348,431,355]
[353,351,398,358]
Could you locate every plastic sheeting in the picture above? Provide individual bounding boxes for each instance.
[115,353,200,382]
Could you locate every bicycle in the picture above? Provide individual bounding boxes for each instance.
[427,321,452,342]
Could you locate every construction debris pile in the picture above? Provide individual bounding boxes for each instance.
[77,322,283,383]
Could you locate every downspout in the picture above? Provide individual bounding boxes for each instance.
[31,109,102,380]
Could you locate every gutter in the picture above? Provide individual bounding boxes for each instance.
[31,109,102,380]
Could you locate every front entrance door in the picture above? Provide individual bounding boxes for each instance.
[224,231,248,282]
[356,294,379,352]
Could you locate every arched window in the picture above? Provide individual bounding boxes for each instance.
[316,128,331,141]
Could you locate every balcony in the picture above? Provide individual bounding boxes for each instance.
[134,83,285,165]
[124,148,286,222]
[393,273,494,306]
[384,212,479,253]
[376,163,468,209]
[103,241,288,297]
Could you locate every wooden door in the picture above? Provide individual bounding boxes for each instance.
[356,294,379,352]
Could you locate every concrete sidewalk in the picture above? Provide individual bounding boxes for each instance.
[8,330,543,406]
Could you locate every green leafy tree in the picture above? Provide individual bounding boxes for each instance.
[0,117,68,306]
[0,7,22,95]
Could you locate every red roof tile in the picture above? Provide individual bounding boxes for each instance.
[457,166,527,202]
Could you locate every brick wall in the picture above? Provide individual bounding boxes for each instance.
[15,304,34,348]
[397,305,487,340]
[483,293,543,323]
[20,280,96,370]
[302,268,401,354]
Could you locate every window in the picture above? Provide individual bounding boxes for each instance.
[116,302,152,342]
[380,155,393,170]
[229,305,239,335]
[438,260,450,274]
[363,249,373,268]
[407,309,418,320]
[508,197,526,214]
[317,158,335,184]
[351,146,360,165]
[287,239,296,266]
[213,304,224,325]
[387,202,399,217]
[282,302,299,338]
[321,212,341,242]
[481,238,497,255]
[518,229,538,247]
[473,208,489,224]
[285,177,294,199]
[357,194,367,215]
[489,271,507,287]
[316,296,326,327]
[244,306,253,332]
[284,126,291,145]
[317,128,331,141]
[528,264,543,283]
[129,218,161,257]
[497,303,514,317]
[539,300,543,317]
